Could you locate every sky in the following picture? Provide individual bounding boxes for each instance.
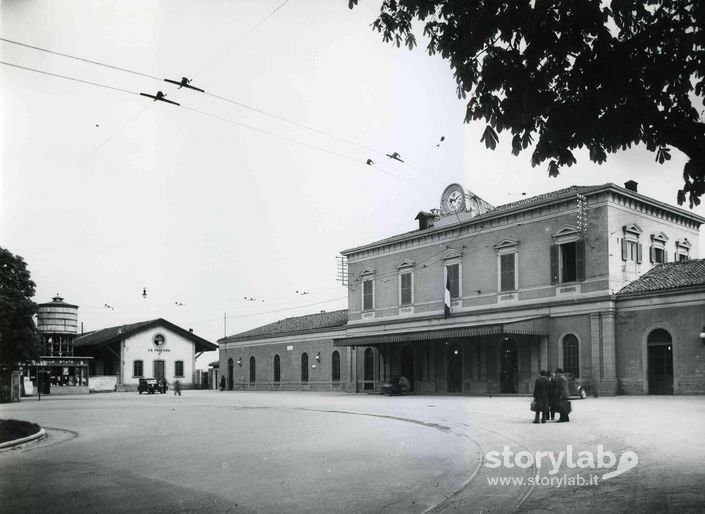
[2,0,704,367]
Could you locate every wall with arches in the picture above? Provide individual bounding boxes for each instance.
[616,298,705,394]
[219,337,352,391]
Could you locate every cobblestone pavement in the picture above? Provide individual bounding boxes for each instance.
[1,391,703,513]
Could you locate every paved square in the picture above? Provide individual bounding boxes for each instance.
[1,392,704,512]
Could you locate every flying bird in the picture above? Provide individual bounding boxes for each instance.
[296,290,310,295]
[140,91,180,106]
[104,304,114,310]
[163,76,205,93]
[175,301,184,306]
[386,152,404,162]
[436,136,445,147]
[366,159,374,166]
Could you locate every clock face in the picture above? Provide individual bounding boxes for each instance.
[441,184,466,215]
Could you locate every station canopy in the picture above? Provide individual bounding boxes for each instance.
[333,316,548,347]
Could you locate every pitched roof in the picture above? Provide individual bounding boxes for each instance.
[341,185,598,254]
[222,309,348,343]
[617,259,705,295]
[73,318,217,352]
[492,185,591,212]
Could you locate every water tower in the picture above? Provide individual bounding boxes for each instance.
[37,295,79,356]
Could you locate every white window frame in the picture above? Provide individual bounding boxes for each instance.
[650,232,668,264]
[444,262,462,300]
[552,226,582,284]
[675,238,691,261]
[494,239,519,292]
[622,223,643,263]
[360,267,375,311]
[397,259,415,307]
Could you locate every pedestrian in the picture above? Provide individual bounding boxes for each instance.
[549,370,559,420]
[174,379,181,396]
[532,370,550,423]
[554,368,571,423]
[219,376,226,391]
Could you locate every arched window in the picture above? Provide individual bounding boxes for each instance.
[331,351,340,382]
[273,354,281,383]
[249,356,256,383]
[562,334,579,377]
[648,328,672,344]
[301,353,309,382]
[227,358,234,390]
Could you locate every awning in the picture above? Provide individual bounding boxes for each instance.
[333,316,549,347]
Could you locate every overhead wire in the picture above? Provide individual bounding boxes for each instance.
[0,60,140,95]
[1,27,445,187]
[179,105,426,191]
[0,37,162,81]
[191,0,292,80]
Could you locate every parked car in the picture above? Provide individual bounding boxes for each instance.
[563,373,588,399]
[138,378,165,394]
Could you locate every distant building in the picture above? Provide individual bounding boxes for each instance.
[25,295,91,396]
[220,182,705,395]
[74,318,217,392]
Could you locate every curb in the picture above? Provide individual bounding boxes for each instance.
[0,428,47,449]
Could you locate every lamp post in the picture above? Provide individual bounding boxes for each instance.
[699,326,705,342]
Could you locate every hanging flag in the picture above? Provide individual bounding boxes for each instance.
[444,272,451,318]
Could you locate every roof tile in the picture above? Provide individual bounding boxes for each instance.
[224,309,348,342]
[618,259,705,295]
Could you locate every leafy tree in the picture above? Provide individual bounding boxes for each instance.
[350,0,705,207]
[0,247,39,367]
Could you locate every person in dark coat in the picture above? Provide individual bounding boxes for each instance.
[219,376,226,391]
[554,368,571,422]
[533,370,550,423]
[549,370,560,420]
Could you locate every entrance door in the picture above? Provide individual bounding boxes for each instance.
[401,346,414,392]
[363,348,374,390]
[154,360,165,381]
[500,338,518,393]
[447,344,463,392]
[648,329,673,394]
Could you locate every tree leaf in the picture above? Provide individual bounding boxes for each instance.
[480,125,499,150]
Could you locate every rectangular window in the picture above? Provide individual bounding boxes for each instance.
[175,361,184,378]
[561,242,577,282]
[363,280,374,310]
[499,253,516,292]
[551,240,585,284]
[133,360,143,378]
[447,263,460,299]
[651,246,665,264]
[400,273,412,305]
[622,239,643,263]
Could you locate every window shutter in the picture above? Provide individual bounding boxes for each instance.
[576,239,586,282]
[637,243,643,264]
[650,246,655,263]
[621,239,628,261]
[550,245,559,284]
[664,251,668,263]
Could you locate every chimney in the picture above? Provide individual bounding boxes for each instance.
[189,328,193,333]
[624,180,638,193]
[415,211,439,230]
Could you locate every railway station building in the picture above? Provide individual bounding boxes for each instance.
[219,182,705,395]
